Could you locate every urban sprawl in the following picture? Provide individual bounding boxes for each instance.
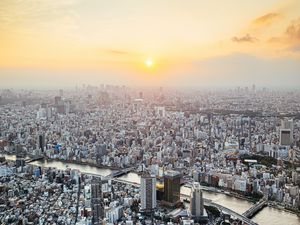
[0,85,300,225]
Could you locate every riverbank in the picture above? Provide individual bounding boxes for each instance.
[1,153,300,224]
[0,152,126,171]
[268,201,300,216]
[44,157,122,171]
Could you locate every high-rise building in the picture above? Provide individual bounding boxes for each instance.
[190,182,204,218]
[281,118,294,130]
[139,91,143,99]
[155,106,166,117]
[163,170,181,207]
[140,174,156,213]
[91,179,104,225]
[280,119,294,146]
[54,96,62,106]
[280,129,292,146]
[65,100,71,114]
[38,134,45,152]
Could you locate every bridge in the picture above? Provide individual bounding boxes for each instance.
[83,167,135,181]
[25,156,44,163]
[242,198,267,218]
[208,201,258,225]
[109,167,133,178]
[113,178,140,187]
[180,193,258,225]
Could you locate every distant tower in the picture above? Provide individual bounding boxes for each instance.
[139,91,143,99]
[54,96,62,106]
[249,118,252,152]
[155,107,166,117]
[140,174,157,213]
[252,84,256,92]
[190,182,204,219]
[163,170,181,207]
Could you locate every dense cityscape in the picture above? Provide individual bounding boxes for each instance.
[1,0,300,224]
[0,85,300,225]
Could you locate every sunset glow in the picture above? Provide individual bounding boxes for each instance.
[145,59,154,68]
[0,0,299,88]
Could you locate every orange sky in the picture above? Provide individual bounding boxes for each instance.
[0,0,299,87]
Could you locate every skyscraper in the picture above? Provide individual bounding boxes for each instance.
[280,119,294,146]
[91,179,104,224]
[163,170,181,207]
[280,129,292,146]
[38,134,45,152]
[140,174,156,213]
[190,182,204,218]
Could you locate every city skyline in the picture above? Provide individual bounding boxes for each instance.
[1,0,300,88]
[1,2,300,224]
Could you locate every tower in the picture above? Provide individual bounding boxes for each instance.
[140,174,157,213]
[163,170,181,207]
[38,134,45,152]
[280,129,292,146]
[91,179,104,224]
[190,182,204,218]
[280,119,293,146]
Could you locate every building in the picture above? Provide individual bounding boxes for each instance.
[280,129,292,146]
[281,119,294,130]
[37,134,45,152]
[54,96,62,106]
[140,174,156,213]
[280,119,293,146]
[91,179,104,224]
[163,170,181,207]
[190,182,208,222]
[155,106,166,117]
[190,182,204,217]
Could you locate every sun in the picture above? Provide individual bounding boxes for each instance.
[145,58,154,68]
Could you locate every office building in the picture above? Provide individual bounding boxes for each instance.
[280,129,292,146]
[155,106,166,117]
[140,174,156,213]
[38,134,45,152]
[163,170,181,207]
[91,179,104,224]
[190,182,208,222]
[280,119,293,146]
[281,119,294,130]
[190,182,204,217]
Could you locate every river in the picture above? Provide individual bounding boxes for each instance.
[2,155,300,225]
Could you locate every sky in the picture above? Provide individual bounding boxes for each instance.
[0,0,300,88]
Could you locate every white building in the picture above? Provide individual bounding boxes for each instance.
[140,174,156,212]
[190,182,204,217]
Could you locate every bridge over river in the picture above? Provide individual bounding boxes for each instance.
[243,198,268,218]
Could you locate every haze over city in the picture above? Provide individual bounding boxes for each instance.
[0,0,300,88]
[1,1,300,225]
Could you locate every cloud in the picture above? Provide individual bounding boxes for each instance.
[232,34,258,43]
[0,0,79,33]
[189,53,300,87]
[253,13,280,26]
[286,18,300,40]
[107,50,129,55]
[268,18,300,45]
[288,44,300,52]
